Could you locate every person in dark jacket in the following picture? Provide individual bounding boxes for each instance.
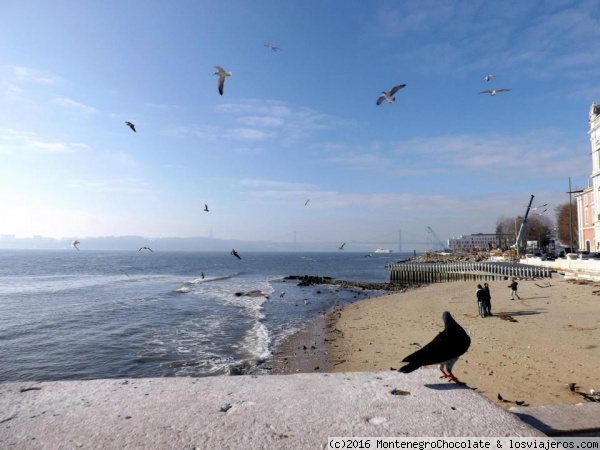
[476,284,487,317]
[483,282,492,316]
[508,279,520,300]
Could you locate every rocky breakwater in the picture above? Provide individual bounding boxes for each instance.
[283,275,415,292]
[403,251,494,264]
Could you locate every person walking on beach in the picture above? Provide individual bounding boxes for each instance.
[483,282,492,316]
[508,279,520,300]
[476,284,487,317]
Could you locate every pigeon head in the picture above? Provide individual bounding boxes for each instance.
[442,311,457,329]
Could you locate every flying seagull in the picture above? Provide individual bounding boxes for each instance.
[204,204,209,212]
[339,242,346,250]
[376,84,407,105]
[479,89,511,96]
[213,66,232,96]
[72,240,80,251]
[139,246,154,252]
[264,44,282,51]
[125,121,136,132]
[398,311,471,384]
[231,249,241,260]
[305,199,310,206]
[484,74,495,82]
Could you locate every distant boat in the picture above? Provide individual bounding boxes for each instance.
[374,247,392,253]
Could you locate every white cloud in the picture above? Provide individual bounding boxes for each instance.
[8,65,60,84]
[226,127,274,141]
[217,99,348,144]
[319,129,589,180]
[0,128,90,154]
[66,177,154,194]
[239,178,318,190]
[51,97,98,114]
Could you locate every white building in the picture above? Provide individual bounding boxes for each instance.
[448,233,498,251]
[574,102,600,253]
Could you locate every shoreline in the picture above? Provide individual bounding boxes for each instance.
[269,276,600,409]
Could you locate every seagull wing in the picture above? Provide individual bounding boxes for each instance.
[478,90,493,94]
[496,89,511,93]
[388,84,406,96]
[376,94,386,105]
[217,76,226,96]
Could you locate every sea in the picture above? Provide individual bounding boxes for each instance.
[0,249,413,382]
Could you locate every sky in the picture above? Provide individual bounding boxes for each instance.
[1,0,599,251]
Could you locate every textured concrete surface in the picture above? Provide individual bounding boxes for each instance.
[511,403,600,437]
[1,370,545,449]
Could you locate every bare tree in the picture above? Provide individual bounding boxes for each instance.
[554,203,578,249]
[496,215,554,251]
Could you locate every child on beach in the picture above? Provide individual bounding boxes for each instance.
[508,279,520,300]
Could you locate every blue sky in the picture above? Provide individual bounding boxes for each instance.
[1,0,598,251]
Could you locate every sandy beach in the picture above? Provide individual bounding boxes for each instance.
[270,276,600,409]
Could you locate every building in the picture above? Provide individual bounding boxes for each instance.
[448,233,498,251]
[575,102,600,253]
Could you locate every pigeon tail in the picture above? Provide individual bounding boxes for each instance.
[398,363,420,374]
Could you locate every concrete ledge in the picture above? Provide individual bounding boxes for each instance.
[511,404,600,437]
[1,370,545,449]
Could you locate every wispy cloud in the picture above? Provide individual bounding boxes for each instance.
[320,129,589,180]
[8,65,60,84]
[66,177,154,194]
[0,129,90,154]
[216,99,349,144]
[51,97,98,114]
[371,0,600,80]
[239,178,318,190]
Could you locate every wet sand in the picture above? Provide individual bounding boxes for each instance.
[270,276,600,409]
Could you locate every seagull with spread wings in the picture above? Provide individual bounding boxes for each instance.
[125,121,136,132]
[376,84,407,105]
[479,89,511,96]
[213,66,231,96]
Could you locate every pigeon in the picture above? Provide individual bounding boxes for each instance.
[231,249,241,260]
[376,84,407,105]
[125,121,136,132]
[213,66,232,96]
[484,74,495,82]
[398,311,471,384]
[72,240,80,251]
[204,204,209,212]
[139,246,153,252]
[264,44,282,51]
[339,242,346,250]
[479,89,511,96]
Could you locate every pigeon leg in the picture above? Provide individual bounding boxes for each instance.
[446,372,465,385]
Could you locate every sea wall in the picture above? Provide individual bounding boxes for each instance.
[1,370,545,449]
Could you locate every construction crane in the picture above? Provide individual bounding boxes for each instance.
[427,227,451,252]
